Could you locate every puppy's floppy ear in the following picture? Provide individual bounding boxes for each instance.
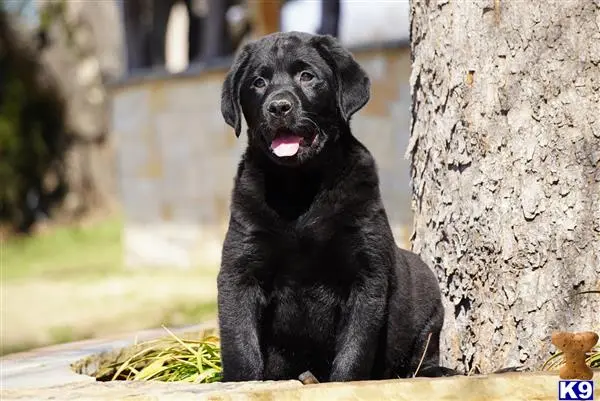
[312,35,370,121]
[221,44,252,137]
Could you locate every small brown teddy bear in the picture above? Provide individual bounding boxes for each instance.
[551,331,599,380]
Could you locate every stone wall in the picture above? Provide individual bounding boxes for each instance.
[112,46,413,268]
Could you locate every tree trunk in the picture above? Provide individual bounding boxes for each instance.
[38,0,123,221]
[408,0,600,373]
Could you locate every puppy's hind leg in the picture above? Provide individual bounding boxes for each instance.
[416,365,463,377]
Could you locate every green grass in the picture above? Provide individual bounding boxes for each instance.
[159,300,219,328]
[1,217,123,281]
[1,216,220,356]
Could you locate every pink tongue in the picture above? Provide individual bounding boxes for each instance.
[271,135,302,157]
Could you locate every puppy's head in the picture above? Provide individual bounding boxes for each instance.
[221,32,370,166]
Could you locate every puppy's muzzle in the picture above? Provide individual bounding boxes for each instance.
[263,91,299,126]
[267,99,292,117]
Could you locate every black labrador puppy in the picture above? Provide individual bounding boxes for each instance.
[218,31,455,382]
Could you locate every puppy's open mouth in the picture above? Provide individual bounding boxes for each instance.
[270,130,317,158]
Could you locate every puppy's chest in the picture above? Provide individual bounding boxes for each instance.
[263,278,344,345]
[263,217,359,270]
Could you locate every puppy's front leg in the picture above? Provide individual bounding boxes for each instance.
[330,279,387,382]
[217,269,266,382]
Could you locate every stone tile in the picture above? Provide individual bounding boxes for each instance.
[0,380,303,401]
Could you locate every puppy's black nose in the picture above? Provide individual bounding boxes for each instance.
[267,99,292,116]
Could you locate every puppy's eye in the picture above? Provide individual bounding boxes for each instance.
[253,77,267,88]
[299,71,314,82]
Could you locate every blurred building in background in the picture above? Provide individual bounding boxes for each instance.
[282,0,409,46]
[1,0,415,268]
[161,0,410,73]
[112,0,415,268]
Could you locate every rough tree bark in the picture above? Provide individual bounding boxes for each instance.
[408,0,600,373]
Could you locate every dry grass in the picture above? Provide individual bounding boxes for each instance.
[542,349,600,371]
[541,290,600,372]
[96,326,222,383]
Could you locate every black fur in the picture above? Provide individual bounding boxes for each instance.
[218,31,456,382]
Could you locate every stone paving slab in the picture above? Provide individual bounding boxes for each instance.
[2,322,598,400]
[0,380,303,400]
[1,371,599,400]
